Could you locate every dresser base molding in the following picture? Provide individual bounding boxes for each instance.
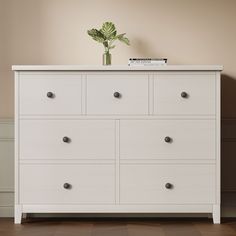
[14,204,216,224]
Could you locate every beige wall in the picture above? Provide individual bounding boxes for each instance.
[1,0,236,118]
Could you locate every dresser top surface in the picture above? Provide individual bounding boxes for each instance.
[12,65,223,71]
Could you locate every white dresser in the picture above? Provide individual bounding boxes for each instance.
[13,65,222,224]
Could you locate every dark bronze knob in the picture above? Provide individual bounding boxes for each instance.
[181,91,188,98]
[47,92,54,98]
[63,136,70,143]
[63,183,71,189]
[165,183,173,189]
[164,136,172,143]
[113,92,121,98]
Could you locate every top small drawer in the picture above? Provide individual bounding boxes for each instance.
[86,74,149,115]
[154,73,216,115]
[19,74,82,115]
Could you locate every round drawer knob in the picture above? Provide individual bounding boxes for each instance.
[181,91,188,98]
[47,92,54,98]
[63,183,71,189]
[63,136,70,143]
[165,183,173,189]
[164,136,172,143]
[113,92,121,98]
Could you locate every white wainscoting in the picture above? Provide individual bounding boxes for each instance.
[0,119,14,217]
[0,118,236,217]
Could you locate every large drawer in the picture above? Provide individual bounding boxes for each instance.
[154,73,216,115]
[19,120,115,159]
[19,74,82,115]
[120,120,215,160]
[86,74,149,115]
[20,164,115,204]
[120,164,215,204]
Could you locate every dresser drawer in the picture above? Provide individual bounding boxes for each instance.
[19,74,82,115]
[19,120,115,159]
[120,164,215,204]
[154,73,216,115]
[20,164,115,204]
[120,120,215,159]
[86,74,149,115]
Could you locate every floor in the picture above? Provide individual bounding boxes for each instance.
[1,218,236,236]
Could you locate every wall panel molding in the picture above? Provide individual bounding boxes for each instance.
[0,119,14,217]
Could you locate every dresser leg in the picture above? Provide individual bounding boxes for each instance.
[14,205,22,224]
[213,205,221,224]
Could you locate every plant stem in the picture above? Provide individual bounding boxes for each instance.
[104,47,109,54]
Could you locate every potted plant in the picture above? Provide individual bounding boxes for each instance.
[87,22,130,65]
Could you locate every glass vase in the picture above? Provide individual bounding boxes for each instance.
[103,52,112,65]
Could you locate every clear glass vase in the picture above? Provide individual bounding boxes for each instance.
[103,52,112,65]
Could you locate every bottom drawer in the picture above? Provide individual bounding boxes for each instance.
[120,164,215,204]
[20,164,115,204]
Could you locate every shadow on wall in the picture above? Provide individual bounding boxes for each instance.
[221,74,236,118]
[131,38,159,57]
[221,74,236,194]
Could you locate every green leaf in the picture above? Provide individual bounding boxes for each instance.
[118,36,130,45]
[87,29,105,43]
[115,33,126,40]
[100,22,117,40]
[108,45,116,50]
